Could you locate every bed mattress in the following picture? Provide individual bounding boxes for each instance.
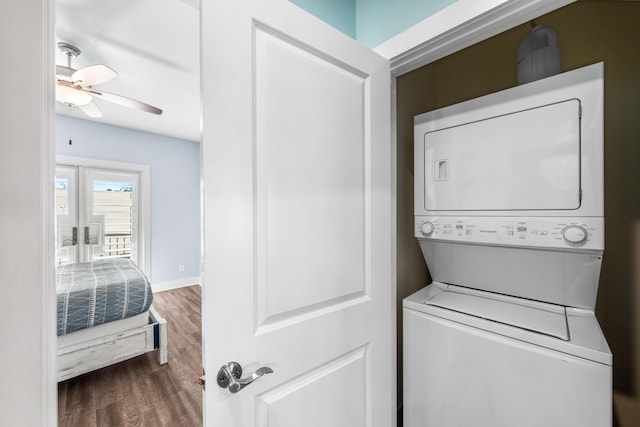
[56,258,153,336]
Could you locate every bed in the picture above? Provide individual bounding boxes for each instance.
[56,258,167,382]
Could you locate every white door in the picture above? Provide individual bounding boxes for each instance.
[201,0,394,426]
[55,165,140,267]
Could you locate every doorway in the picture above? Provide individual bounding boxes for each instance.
[52,0,202,422]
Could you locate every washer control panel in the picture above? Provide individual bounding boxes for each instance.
[415,216,604,250]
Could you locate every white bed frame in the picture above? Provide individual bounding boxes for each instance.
[57,306,168,382]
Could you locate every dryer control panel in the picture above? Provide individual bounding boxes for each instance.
[415,216,604,250]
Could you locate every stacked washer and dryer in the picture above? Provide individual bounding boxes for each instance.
[404,63,612,427]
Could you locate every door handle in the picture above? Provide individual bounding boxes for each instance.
[72,227,78,246]
[217,361,273,394]
[84,226,90,245]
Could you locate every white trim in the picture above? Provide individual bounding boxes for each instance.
[389,75,399,424]
[57,155,151,173]
[42,0,56,423]
[152,276,201,293]
[375,0,576,76]
[56,155,152,277]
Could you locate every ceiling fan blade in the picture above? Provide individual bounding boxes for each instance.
[86,89,163,115]
[56,83,92,106]
[79,101,103,118]
[71,64,118,87]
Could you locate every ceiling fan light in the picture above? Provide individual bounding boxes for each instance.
[56,84,92,107]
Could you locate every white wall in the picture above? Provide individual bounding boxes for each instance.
[0,0,55,425]
[56,115,201,288]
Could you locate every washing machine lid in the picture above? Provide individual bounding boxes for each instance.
[404,283,612,365]
[424,282,569,340]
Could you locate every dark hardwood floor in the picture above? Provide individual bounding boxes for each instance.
[58,285,203,426]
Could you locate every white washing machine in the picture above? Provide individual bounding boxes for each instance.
[404,63,612,427]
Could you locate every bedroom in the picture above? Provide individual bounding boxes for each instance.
[51,0,202,421]
[1,0,640,427]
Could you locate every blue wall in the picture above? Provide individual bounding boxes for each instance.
[56,115,201,286]
[289,0,457,48]
[290,0,356,38]
[356,0,457,48]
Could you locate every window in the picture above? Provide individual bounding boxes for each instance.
[55,157,150,275]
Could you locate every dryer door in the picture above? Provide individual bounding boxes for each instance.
[421,99,581,212]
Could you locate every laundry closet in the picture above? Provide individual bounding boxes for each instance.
[395,0,640,421]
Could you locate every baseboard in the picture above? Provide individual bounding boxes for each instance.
[152,276,201,293]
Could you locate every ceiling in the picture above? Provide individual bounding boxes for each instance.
[55,0,201,142]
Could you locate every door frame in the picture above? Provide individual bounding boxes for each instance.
[56,155,151,276]
[40,0,576,424]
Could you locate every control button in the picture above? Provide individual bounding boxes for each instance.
[562,225,588,245]
[421,222,435,236]
[517,226,527,232]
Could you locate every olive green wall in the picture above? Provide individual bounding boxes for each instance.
[397,0,640,399]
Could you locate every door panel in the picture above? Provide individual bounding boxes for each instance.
[255,25,369,330]
[202,0,393,426]
[256,346,369,427]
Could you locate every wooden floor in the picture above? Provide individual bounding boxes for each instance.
[58,285,203,427]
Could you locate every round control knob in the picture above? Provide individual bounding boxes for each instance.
[421,222,435,236]
[562,225,588,246]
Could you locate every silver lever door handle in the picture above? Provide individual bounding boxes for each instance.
[217,361,273,393]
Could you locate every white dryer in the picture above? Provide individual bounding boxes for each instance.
[404,63,612,427]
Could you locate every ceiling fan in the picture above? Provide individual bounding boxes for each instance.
[55,42,162,118]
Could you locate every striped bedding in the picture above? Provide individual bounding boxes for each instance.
[56,258,153,336]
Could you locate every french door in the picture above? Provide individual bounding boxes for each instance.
[55,164,140,267]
